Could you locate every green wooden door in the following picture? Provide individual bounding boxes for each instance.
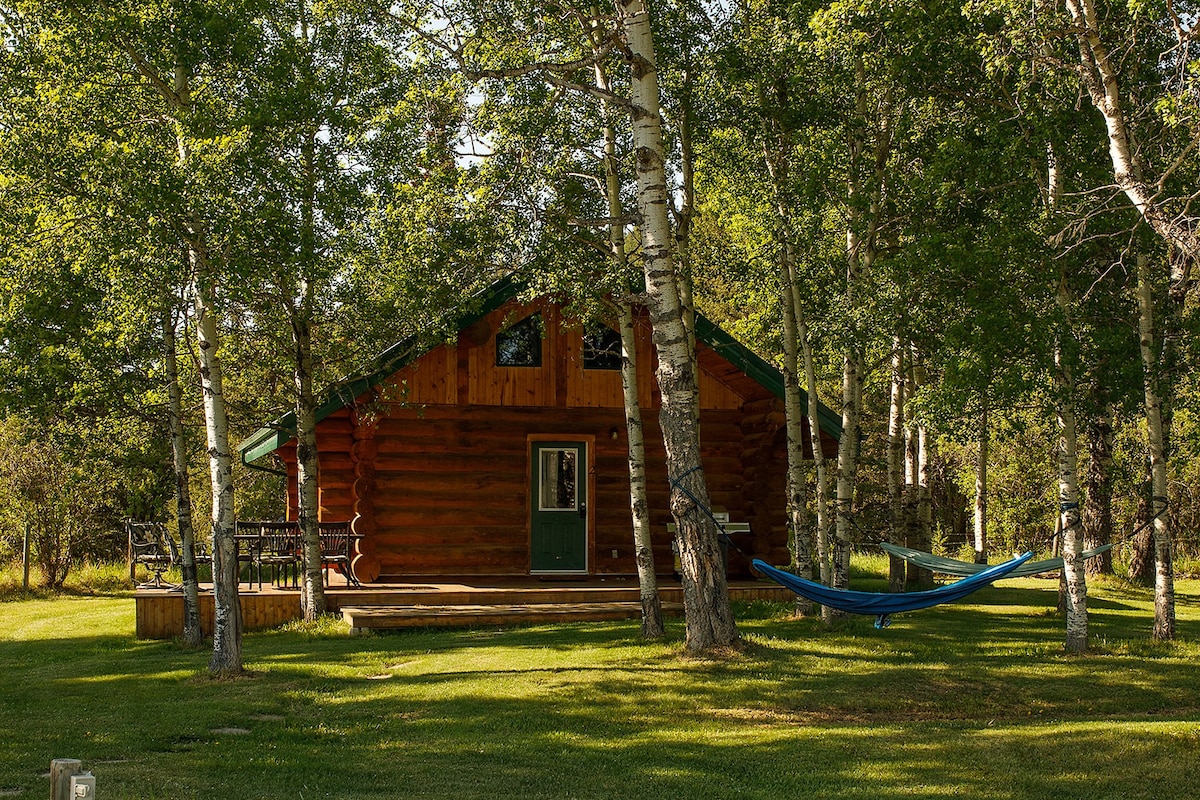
[530,441,588,573]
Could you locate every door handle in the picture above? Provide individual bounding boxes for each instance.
[579,501,586,518]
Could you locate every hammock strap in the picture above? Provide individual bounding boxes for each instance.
[668,467,749,557]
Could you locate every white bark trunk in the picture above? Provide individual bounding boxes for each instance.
[833,349,859,596]
[619,302,663,637]
[193,271,241,674]
[173,63,240,674]
[296,108,325,618]
[1055,287,1088,652]
[293,7,326,617]
[163,306,202,647]
[800,314,831,591]
[912,417,934,588]
[886,339,906,591]
[832,51,891,598]
[779,238,814,616]
[596,49,662,638]
[294,303,324,618]
[1135,254,1175,640]
[1063,0,1199,290]
[908,343,933,587]
[620,0,737,651]
[974,402,989,563]
[764,136,814,613]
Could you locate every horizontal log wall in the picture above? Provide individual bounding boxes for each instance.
[273,297,841,580]
[301,405,781,579]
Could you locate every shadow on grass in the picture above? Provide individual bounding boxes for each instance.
[2,580,1198,799]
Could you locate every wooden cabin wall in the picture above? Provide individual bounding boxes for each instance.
[276,297,839,581]
[297,405,765,578]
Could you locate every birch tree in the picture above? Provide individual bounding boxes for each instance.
[238,0,420,618]
[1136,253,1175,640]
[982,0,1195,638]
[163,303,203,646]
[598,49,665,637]
[41,0,256,672]
[620,0,737,650]
[1054,282,1088,651]
[1060,0,1200,286]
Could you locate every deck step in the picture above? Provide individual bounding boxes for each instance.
[341,601,685,632]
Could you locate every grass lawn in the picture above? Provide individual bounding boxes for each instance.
[1,570,1198,799]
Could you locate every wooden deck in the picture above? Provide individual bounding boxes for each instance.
[133,578,794,639]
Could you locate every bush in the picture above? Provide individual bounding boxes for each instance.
[0,420,110,589]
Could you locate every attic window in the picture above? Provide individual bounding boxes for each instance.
[582,326,622,371]
[496,313,543,367]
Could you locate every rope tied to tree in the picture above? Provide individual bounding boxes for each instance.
[668,466,749,557]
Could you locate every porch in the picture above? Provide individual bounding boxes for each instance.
[132,576,796,639]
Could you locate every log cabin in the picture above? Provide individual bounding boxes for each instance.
[238,277,841,583]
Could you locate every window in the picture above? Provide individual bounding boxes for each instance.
[496,313,543,367]
[538,448,579,511]
[582,326,622,371]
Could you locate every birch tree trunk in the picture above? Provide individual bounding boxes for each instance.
[618,301,663,637]
[1055,288,1088,652]
[595,45,662,637]
[763,134,814,614]
[295,102,325,618]
[674,67,698,370]
[1135,254,1175,640]
[910,415,934,588]
[193,267,241,674]
[163,306,202,647]
[973,402,989,564]
[886,339,906,591]
[1062,0,1200,289]
[832,52,892,596]
[779,237,814,616]
[294,295,324,618]
[172,63,241,675]
[800,313,831,595]
[833,349,860,596]
[619,0,737,651]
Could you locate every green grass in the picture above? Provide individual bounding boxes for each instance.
[1,570,1199,799]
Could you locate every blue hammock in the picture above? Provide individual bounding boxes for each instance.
[751,552,1033,628]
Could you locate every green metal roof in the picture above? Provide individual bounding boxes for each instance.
[238,276,842,466]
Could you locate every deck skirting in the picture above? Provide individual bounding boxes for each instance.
[134,581,795,639]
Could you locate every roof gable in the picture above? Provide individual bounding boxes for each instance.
[239,277,842,465]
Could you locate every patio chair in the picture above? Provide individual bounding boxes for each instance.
[234,521,265,589]
[257,522,301,589]
[319,521,360,587]
[127,522,178,589]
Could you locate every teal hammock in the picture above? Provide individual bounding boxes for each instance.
[879,542,1115,578]
[751,552,1033,628]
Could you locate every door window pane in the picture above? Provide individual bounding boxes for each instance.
[538,448,578,511]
